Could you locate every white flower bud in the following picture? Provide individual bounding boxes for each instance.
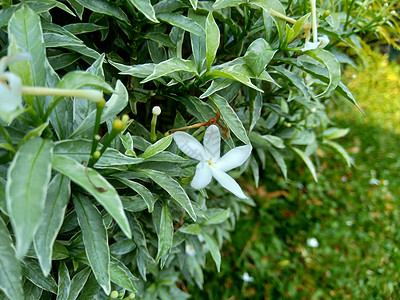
[152,106,161,116]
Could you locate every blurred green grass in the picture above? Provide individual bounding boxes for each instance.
[192,53,400,299]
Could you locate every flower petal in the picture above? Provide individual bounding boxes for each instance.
[173,131,205,161]
[203,125,220,162]
[0,72,22,112]
[214,145,252,172]
[301,41,320,52]
[191,161,212,189]
[210,167,247,199]
[319,35,330,48]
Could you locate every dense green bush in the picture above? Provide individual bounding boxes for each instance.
[0,0,397,299]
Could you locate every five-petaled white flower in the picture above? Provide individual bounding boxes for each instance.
[173,125,252,199]
[0,53,30,123]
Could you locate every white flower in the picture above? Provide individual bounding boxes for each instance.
[307,237,319,248]
[0,53,30,123]
[241,272,254,282]
[185,244,196,257]
[173,125,252,199]
[301,35,330,52]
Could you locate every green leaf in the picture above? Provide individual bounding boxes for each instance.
[118,178,155,213]
[127,0,158,23]
[17,122,49,150]
[261,134,285,149]
[54,140,143,167]
[0,215,23,300]
[202,208,231,225]
[74,0,129,22]
[23,280,43,300]
[267,146,287,181]
[209,69,263,93]
[73,194,110,295]
[243,38,277,76]
[205,12,220,71]
[129,216,155,263]
[272,65,311,99]
[56,262,71,300]
[156,203,174,263]
[209,94,250,145]
[250,0,286,43]
[291,147,318,182]
[179,224,202,235]
[142,135,173,159]
[110,256,138,292]
[8,4,46,87]
[202,232,221,272]
[6,138,53,259]
[323,127,350,140]
[52,155,132,238]
[323,140,353,167]
[200,78,232,99]
[213,0,243,9]
[144,32,175,48]
[63,23,107,34]
[44,33,100,59]
[157,13,204,37]
[304,48,341,98]
[141,58,198,83]
[34,174,70,276]
[139,169,196,221]
[67,267,91,300]
[47,71,113,139]
[71,80,128,138]
[22,258,58,294]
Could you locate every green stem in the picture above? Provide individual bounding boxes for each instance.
[21,86,104,121]
[88,100,105,167]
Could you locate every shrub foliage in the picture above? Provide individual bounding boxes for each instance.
[0,0,397,299]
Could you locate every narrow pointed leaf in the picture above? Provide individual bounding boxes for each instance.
[206,12,220,71]
[56,262,71,300]
[267,146,287,181]
[67,267,91,300]
[210,69,263,93]
[304,48,341,98]
[73,0,129,22]
[142,135,173,159]
[34,174,71,276]
[110,256,138,292]
[139,169,196,221]
[156,203,174,263]
[243,38,277,76]
[118,178,155,213]
[22,258,58,294]
[128,0,158,23]
[141,58,198,83]
[52,155,131,238]
[202,232,221,272]
[209,94,250,145]
[6,137,53,259]
[129,216,155,263]
[73,194,110,295]
[8,4,46,87]
[157,13,204,36]
[291,147,318,182]
[0,215,23,300]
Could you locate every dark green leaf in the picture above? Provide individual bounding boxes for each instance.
[73,194,110,295]
[34,174,70,276]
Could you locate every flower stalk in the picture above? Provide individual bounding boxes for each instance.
[150,106,161,142]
